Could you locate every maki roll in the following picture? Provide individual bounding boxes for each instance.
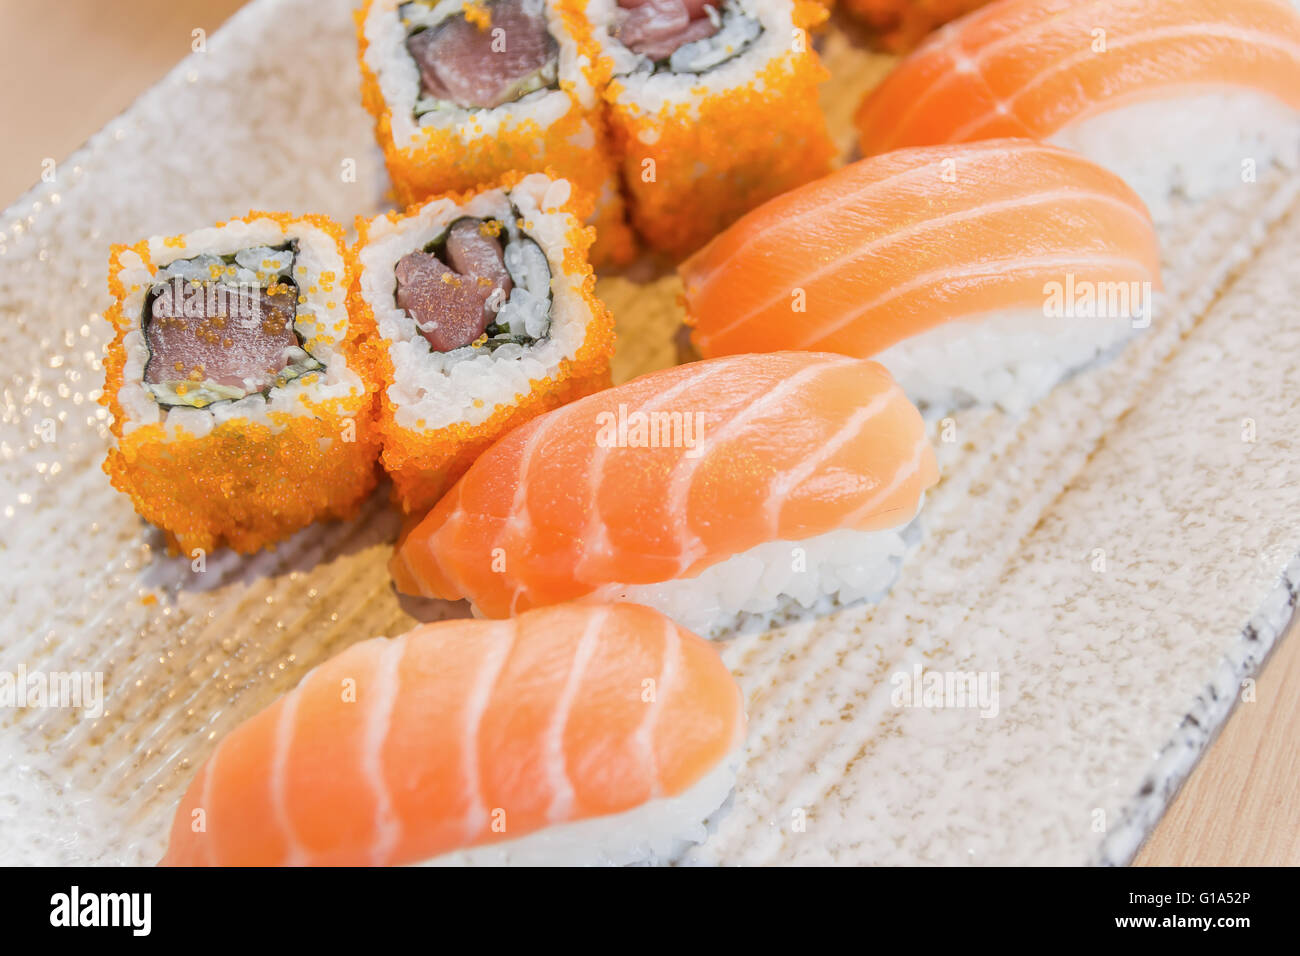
[357,0,635,265]
[102,213,380,554]
[352,172,615,513]
[573,0,835,258]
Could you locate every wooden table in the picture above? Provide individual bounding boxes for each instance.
[2,0,1293,866]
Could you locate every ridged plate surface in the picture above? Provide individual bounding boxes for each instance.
[0,0,1295,865]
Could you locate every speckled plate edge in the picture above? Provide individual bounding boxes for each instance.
[1097,558,1299,865]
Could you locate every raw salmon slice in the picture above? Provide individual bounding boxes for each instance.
[854,0,1300,155]
[392,351,938,622]
[681,140,1161,361]
[161,602,745,866]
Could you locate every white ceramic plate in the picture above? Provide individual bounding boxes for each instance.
[1,0,1297,865]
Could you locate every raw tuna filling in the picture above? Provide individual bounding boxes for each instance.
[616,0,720,60]
[395,216,553,353]
[404,0,559,110]
[143,244,322,408]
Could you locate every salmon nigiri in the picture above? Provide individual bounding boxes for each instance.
[392,352,938,636]
[161,602,745,867]
[854,0,1300,220]
[681,141,1162,414]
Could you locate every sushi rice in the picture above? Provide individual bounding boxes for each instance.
[873,309,1147,417]
[1048,90,1300,224]
[590,515,922,639]
[428,738,744,866]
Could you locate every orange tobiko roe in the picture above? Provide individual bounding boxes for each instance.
[352,173,616,515]
[101,213,382,555]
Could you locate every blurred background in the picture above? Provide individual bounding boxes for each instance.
[0,0,244,206]
[1,0,1294,866]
